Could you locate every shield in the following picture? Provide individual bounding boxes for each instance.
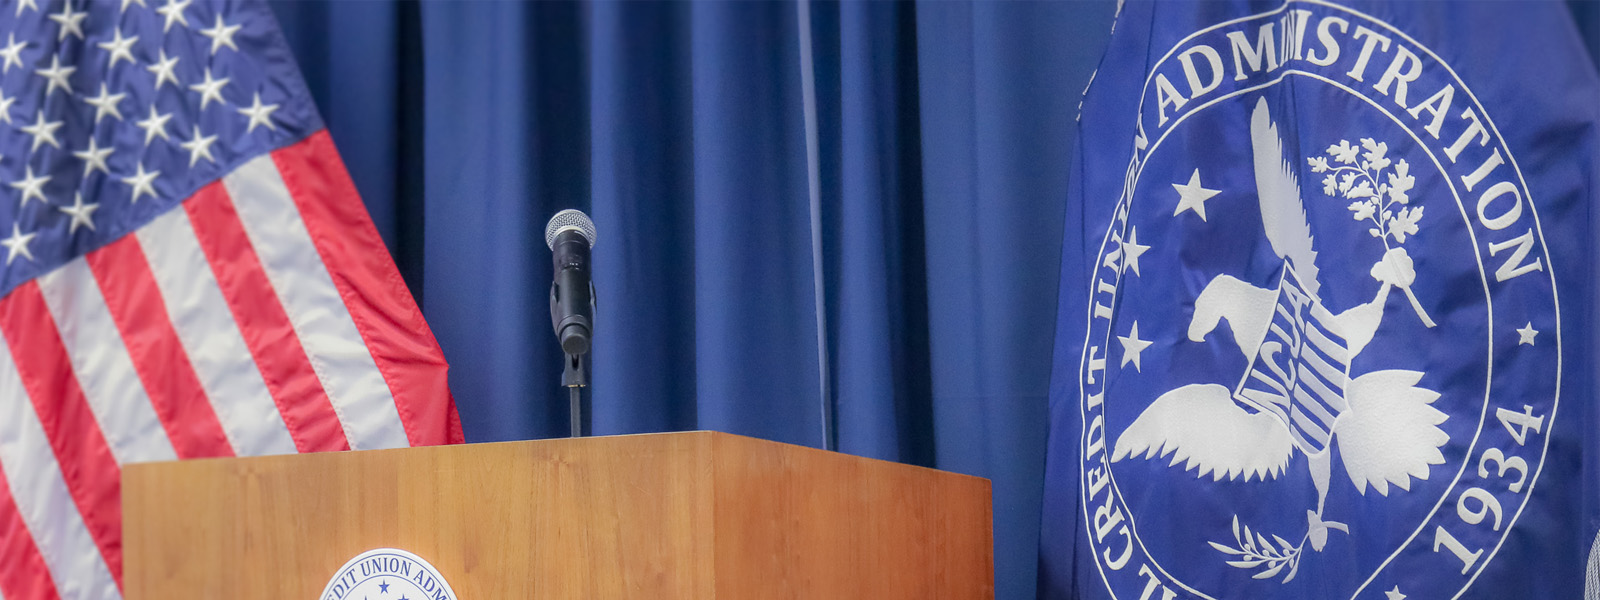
[1234,261,1352,453]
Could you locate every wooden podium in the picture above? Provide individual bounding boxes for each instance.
[123,431,993,599]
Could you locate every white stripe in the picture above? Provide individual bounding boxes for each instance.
[37,260,176,465]
[0,331,120,600]
[136,209,298,457]
[221,155,408,450]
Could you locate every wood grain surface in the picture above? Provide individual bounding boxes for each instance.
[123,431,992,599]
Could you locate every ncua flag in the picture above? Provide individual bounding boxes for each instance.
[1038,2,1600,598]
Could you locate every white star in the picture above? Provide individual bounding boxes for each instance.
[179,125,218,167]
[1385,586,1406,600]
[0,34,26,74]
[8,166,49,208]
[1117,321,1154,371]
[1172,168,1222,221]
[47,1,87,41]
[58,193,99,234]
[146,49,179,90]
[121,0,146,12]
[122,163,159,204]
[98,28,138,69]
[1518,322,1538,346]
[72,137,114,177]
[1,224,35,265]
[136,104,173,146]
[190,67,229,110]
[0,90,14,125]
[83,83,126,124]
[156,0,191,32]
[13,0,36,17]
[35,54,76,97]
[199,14,240,55]
[20,111,62,152]
[1120,227,1152,277]
[237,92,279,134]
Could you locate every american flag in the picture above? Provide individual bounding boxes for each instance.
[0,0,460,597]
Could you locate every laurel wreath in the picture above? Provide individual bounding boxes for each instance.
[1208,515,1305,582]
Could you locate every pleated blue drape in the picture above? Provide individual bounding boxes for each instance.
[270,2,1116,599]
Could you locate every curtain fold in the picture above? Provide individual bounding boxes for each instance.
[273,2,1118,598]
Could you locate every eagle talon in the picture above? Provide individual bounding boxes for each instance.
[1306,510,1349,551]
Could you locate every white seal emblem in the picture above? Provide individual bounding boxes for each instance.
[1077,1,1560,598]
[320,549,458,600]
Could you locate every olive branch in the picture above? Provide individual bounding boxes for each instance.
[1208,515,1306,583]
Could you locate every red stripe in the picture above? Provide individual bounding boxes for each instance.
[182,182,350,453]
[0,282,123,587]
[85,238,235,459]
[271,132,461,445]
[0,465,61,600]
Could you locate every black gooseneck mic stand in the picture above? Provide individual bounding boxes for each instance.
[546,209,597,438]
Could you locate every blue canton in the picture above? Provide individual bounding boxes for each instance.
[0,0,321,295]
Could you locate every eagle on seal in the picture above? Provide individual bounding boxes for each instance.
[1110,97,1449,555]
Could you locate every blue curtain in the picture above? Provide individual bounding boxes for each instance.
[269,2,1114,599]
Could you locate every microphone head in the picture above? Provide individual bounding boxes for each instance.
[545,209,597,250]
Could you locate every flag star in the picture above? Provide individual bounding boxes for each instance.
[57,194,101,236]
[20,111,63,152]
[98,28,139,69]
[0,34,25,74]
[14,0,36,17]
[35,54,76,97]
[121,0,146,12]
[73,137,114,177]
[58,193,99,234]
[83,83,126,124]
[8,166,49,208]
[0,90,14,125]
[190,67,229,110]
[1117,321,1154,371]
[122,163,159,203]
[1385,586,1406,600]
[1517,322,1538,346]
[238,92,279,134]
[1120,227,1152,276]
[1,224,35,265]
[136,104,173,145]
[48,1,88,41]
[1172,168,1221,221]
[156,0,191,32]
[146,49,180,90]
[180,125,218,166]
[199,14,241,55]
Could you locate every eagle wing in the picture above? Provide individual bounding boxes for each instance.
[1111,383,1296,482]
[1250,96,1321,298]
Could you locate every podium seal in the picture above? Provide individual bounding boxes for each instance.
[320,548,458,600]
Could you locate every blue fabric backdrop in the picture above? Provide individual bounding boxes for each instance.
[265,1,1105,598]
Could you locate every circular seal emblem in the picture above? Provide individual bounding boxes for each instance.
[1077,2,1559,599]
[320,549,458,600]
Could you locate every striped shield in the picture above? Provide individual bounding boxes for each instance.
[1234,262,1353,453]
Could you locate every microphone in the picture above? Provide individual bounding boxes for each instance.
[545,209,597,357]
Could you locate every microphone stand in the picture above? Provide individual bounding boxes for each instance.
[564,352,588,438]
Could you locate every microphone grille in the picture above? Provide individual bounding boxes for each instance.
[544,209,597,250]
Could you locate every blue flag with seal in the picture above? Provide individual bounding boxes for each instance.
[1038,2,1600,599]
